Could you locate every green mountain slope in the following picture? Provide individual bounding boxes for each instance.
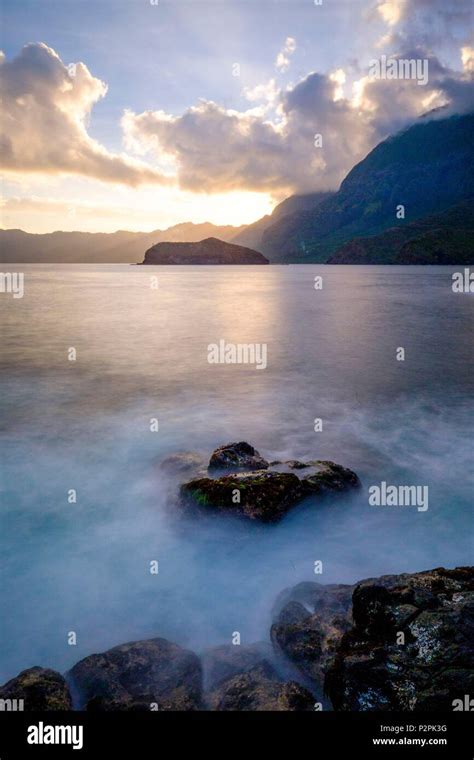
[327,201,474,264]
[261,112,474,263]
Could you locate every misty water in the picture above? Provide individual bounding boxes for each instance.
[1,264,473,685]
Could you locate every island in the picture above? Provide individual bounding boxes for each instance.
[139,237,269,265]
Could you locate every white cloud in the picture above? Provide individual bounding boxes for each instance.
[275,37,296,73]
[461,46,474,73]
[0,43,168,186]
[123,49,473,198]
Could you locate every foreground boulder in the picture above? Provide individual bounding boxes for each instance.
[69,638,202,711]
[211,660,314,711]
[181,443,360,523]
[0,667,72,710]
[325,566,474,711]
[271,582,354,704]
[140,237,269,265]
[209,442,269,472]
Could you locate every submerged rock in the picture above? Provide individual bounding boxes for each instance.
[300,461,361,493]
[208,441,269,472]
[325,566,474,711]
[212,660,314,711]
[271,583,354,700]
[181,443,360,523]
[69,638,202,711]
[0,667,72,711]
[158,451,206,478]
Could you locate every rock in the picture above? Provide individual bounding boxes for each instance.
[208,442,269,472]
[300,461,361,493]
[68,638,202,711]
[213,660,314,711]
[202,642,274,692]
[325,566,474,711]
[181,445,360,523]
[158,452,206,478]
[202,643,277,709]
[271,583,353,698]
[180,471,303,523]
[140,237,269,265]
[0,667,72,711]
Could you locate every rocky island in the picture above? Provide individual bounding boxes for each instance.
[140,237,269,265]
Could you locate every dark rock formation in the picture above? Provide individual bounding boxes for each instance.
[181,470,303,523]
[325,566,474,711]
[300,461,361,493]
[181,444,360,523]
[0,667,72,710]
[68,638,202,711]
[140,237,269,265]
[202,642,274,693]
[209,441,269,472]
[271,583,354,701]
[212,660,314,711]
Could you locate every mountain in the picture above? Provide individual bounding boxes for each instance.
[140,237,269,265]
[260,112,474,263]
[327,201,474,264]
[0,222,246,264]
[231,191,333,251]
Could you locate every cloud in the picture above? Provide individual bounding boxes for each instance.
[275,37,296,73]
[461,46,474,73]
[374,0,473,51]
[0,43,168,186]
[123,48,473,197]
[243,79,279,106]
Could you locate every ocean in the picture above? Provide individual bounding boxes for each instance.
[1,264,473,682]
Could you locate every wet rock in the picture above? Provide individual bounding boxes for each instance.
[300,461,361,493]
[0,667,72,711]
[181,448,360,523]
[271,583,353,697]
[181,470,303,523]
[69,638,202,711]
[202,642,274,693]
[158,452,206,478]
[325,566,474,711]
[208,442,269,472]
[213,660,314,711]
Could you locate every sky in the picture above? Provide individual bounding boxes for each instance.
[1,0,473,233]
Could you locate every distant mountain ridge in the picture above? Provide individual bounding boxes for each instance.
[230,191,333,251]
[0,222,246,264]
[2,113,473,266]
